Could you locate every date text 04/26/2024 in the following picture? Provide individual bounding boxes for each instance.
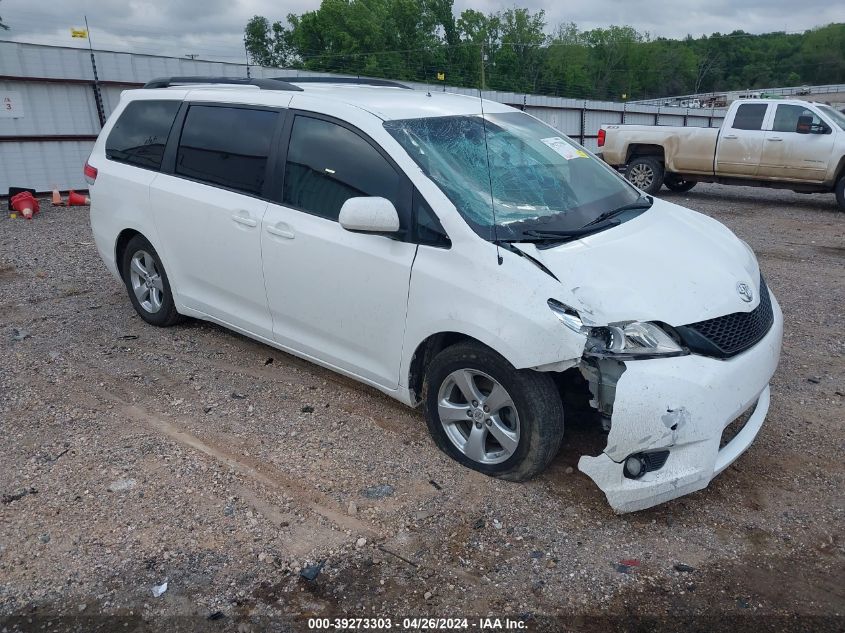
[307,617,528,630]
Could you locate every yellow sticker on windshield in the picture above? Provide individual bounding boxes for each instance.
[541,137,588,160]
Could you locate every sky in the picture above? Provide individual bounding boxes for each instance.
[1,0,843,63]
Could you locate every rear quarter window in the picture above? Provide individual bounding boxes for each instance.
[106,100,181,170]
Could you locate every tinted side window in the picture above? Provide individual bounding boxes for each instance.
[106,100,180,170]
[772,105,822,133]
[176,106,278,196]
[414,193,450,248]
[731,104,768,131]
[283,116,401,222]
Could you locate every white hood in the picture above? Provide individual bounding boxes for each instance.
[519,198,761,327]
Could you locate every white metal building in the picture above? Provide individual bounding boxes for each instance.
[0,41,726,194]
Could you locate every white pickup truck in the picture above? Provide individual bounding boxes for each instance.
[598,99,845,211]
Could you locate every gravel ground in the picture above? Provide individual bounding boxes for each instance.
[0,184,843,632]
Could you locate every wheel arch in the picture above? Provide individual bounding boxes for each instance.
[625,143,666,165]
[114,229,181,304]
[115,228,143,278]
[408,332,499,405]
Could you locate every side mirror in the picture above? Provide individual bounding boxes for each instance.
[339,197,400,234]
[796,115,812,134]
[796,115,828,134]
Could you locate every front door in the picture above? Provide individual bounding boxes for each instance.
[261,113,417,388]
[760,104,835,182]
[150,104,281,337]
[715,102,771,177]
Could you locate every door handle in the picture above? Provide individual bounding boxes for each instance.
[722,134,738,139]
[767,137,783,142]
[266,223,295,239]
[231,212,257,228]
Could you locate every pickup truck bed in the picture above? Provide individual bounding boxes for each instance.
[600,125,719,176]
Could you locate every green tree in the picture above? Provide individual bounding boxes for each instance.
[542,23,591,97]
[244,15,292,67]
[798,23,845,85]
[278,0,454,79]
[456,9,500,88]
[493,8,547,92]
[244,8,845,101]
[582,26,646,100]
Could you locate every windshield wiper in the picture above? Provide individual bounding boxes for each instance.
[516,218,621,242]
[584,195,652,227]
[499,195,650,245]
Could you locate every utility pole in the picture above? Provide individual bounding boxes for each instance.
[243,37,251,78]
[84,16,105,128]
[480,43,485,91]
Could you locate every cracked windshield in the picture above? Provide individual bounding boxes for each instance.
[385,111,643,241]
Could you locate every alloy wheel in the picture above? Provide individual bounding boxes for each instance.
[628,163,654,189]
[436,369,520,464]
[129,250,164,314]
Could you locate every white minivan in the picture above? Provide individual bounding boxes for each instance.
[87,77,783,513]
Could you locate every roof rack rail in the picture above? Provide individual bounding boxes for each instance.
[278,76,412,90]
[142,76,303,91]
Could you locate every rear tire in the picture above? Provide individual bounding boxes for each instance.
[835,176,845,212]
[422,341,564,481]
[625,156,664,195]
[664,173,697,192]
[121,235,183,327]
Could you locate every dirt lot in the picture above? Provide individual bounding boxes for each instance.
[1,184,843,632]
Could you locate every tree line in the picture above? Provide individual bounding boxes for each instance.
[244,1,845,101]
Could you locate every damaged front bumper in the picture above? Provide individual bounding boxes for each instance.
[578,294,783,513]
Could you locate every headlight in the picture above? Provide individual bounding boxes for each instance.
[587,322,686,358]
[548,300,687,359]
[547,299,585,333]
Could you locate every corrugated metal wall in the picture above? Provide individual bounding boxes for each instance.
[0,41,726,193]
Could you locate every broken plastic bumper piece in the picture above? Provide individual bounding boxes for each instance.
[579,293,783,513]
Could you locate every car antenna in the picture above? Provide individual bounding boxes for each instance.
[478,88,502,265]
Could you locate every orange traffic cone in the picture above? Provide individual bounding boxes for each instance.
[10,191,39,219]
[51,185,64,206]
[67,190,90,206]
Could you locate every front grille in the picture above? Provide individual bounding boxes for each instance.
[678,275,774,359]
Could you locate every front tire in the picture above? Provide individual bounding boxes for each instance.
[121,235,183,327]
[835,175,845,212]
[664,173,697,192]
[625,156,664,195]
[422,341,564,481]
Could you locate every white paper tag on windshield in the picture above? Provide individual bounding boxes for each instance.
[541,137,588,160]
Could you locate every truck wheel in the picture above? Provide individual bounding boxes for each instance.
[626,156,664,195]
[664,174,697,193]
[836,176,845,212]
[422,341,564,481]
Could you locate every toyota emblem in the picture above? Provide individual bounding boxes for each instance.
[737,282,753,303]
